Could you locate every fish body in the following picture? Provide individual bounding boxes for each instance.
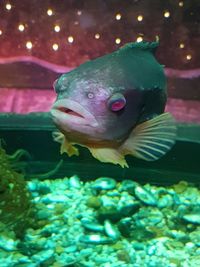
[51,41,176,167]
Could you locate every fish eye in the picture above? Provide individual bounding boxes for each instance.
[108,93,126,112]
[87,92,94,99]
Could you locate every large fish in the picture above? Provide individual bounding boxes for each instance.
[51,41,176,167]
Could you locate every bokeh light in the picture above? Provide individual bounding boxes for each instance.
[186,54,192,60]
[54,25,60,32]
[18,24,25,32]
[115,13,122,20]
[26,41,33,50]
[179,2,184,7]
[115,38,121,44]
[5,3,12,10]
[136,36,143,42]
[95,33,100,39]
[52,43,59,51]
[137,15,143,22]
[47,9,53,16]
[68,36,74,43]
[164,11,170,18]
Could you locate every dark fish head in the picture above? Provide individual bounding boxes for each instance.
[51,41,166,145]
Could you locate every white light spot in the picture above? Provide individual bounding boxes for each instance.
[47,9,53,16]
[18,24,25,32]
[68,36,74,43]
[90,235,101,242]
[164,11,170,18]
[54,25,60,32]
[5,3,12,10]
[136,36,143,42]
[179,1,184,7]
[115,38,121,44]
[26,41,32,50]
[77,10,82,16]
[52,43,59,51]
[137,15,143,22]
[186,54,192,60]
[0,30,2,35]
[115,13,122,20]
[95,33,100,39]
[179,43,185,48]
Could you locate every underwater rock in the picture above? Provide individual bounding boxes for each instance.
[104,220,121,240]
[81,218,104,233]
[182,214,200,225]
[169,230,187,241]
[106,189,121,197]
[79,234,114,244]
[68,175,82,189]
[0,235,18,252]
[36,210,52,221]
[52,257,77,267]
[130,226,156,241]
[119,180,137,194]
[134,185,157,206]
[97,205,122,222]
[132,242,145,250]
[27,180,38,192]
[37,183,51,195]
[100,194,119,207]
[91,177,117,191]
[133,207,163,228]
[189,230,200,247]
[41,194,69,204]
[117,249,131,263]
[117,217,132,237]
[118,200,140,217]
[157,194,174,208]
[173,181,188,194]
[31,249,55,264]
[86,196,102,209]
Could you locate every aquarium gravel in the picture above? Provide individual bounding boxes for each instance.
[0,176,200,267]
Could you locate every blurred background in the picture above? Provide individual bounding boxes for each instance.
[0,0,200,122]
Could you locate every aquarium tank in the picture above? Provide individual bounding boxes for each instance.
[0,0,200,266]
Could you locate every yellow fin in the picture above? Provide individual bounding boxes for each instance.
[121,112,177,161]
[52,131,79,157]
[88,147,128,168]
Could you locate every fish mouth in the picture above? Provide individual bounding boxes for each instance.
[57,107,85,118]
[51,99,98,127]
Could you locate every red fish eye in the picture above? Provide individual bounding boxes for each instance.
[111,100,126,111]
[108,93,126,112]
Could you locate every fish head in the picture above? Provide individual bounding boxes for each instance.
[51,71,144,144]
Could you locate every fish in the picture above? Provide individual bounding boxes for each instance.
[51,41,177,168]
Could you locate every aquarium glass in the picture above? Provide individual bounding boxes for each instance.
[0,0,200,266]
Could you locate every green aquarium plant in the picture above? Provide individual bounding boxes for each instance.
[0,145,34,237]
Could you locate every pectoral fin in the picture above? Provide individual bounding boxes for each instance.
[121,112,177,161]
[88,147,128,168]
[52,131,79,157]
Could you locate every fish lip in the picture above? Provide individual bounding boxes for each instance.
[51,99,99,127]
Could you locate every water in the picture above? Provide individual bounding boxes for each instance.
[0,0,200,266]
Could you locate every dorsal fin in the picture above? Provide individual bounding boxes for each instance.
[119,41,159,54]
